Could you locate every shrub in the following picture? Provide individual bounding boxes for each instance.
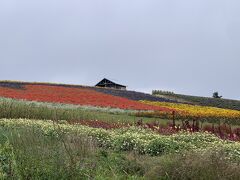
[144,150,240,179]
[146,138,180,156]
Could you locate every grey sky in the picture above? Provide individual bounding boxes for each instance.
[0,0,240,99]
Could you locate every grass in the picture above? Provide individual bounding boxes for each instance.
[0,97,166,124]
[1,120,240,179]
[0,97,239,140]
[0,126,143,179]
[0,82,239,179]
[1,119,240,158]
[139,150,240,179]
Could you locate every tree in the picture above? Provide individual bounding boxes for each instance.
[213,92,222,99]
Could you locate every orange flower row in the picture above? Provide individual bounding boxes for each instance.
[0,85,172,111]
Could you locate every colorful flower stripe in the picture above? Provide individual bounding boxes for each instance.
[141,101,240,123]
[1,119,240,158]
[70,119,240,141]
[0,85,172,111]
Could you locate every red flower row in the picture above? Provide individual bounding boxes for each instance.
[0,85,172,111]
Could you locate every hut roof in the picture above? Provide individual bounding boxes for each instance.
[95,78,126,88]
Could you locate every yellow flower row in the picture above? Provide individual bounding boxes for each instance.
[140,101,240,124]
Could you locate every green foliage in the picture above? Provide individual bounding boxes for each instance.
[1,119,240,160]
[152,90,175,95]
[0,126,145,179]
[143,150,240,180]
[0,97,160,124]
[0,141,17,179]
[213,91,222,99]
[1,119,240,179]
[146,138,181,156]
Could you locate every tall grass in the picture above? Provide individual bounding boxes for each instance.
[1,124,240,179]
[0,125,144,179]
[140,150,240,179]
[0,98,161,123]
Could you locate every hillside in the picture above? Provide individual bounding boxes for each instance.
[0,81,240,179]
[152,90,240,111]
[0,81,174,111]
[0,81,175,102]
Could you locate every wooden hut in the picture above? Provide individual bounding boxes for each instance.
[95,78,127,90]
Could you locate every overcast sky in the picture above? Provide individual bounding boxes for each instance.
[0,0,240,99]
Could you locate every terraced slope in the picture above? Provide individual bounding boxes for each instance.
[0,81,175,102]
[0,81,174,111]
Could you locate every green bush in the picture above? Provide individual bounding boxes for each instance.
[144,150,240,180]
[146,138,181,156]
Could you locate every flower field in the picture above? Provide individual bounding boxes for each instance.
[140,101,240,125]
[1,119,240,179]
[1,119,240,158]
[69,119,240,141]
[0,84,171,111]
[152,90,240,111]
[0,81,175,102]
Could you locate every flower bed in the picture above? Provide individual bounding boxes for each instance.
[69,119,240,141]
[1,119,240,159]
[140,101,240,125]
[0,85,171,111]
